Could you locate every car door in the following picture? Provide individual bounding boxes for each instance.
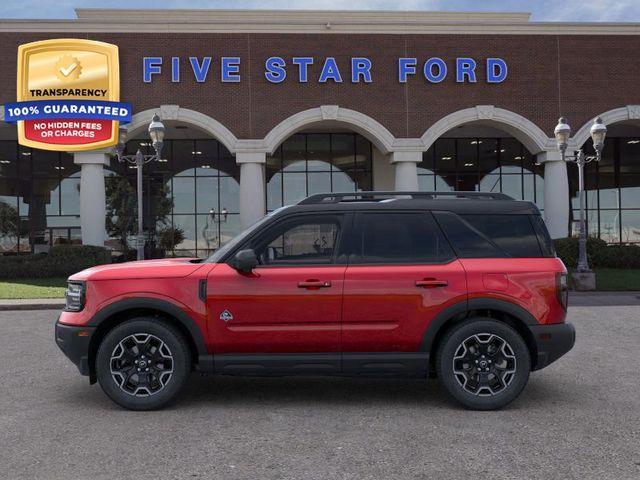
[341,211,467,366]
[206,213,349,361]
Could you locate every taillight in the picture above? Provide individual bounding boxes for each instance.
[556,273,568,311]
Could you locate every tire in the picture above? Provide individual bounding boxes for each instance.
[96,318,192,411]
[436,318,530,410]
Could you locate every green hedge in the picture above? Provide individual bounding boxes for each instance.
[0,245,111,279]
[554,237,640,269]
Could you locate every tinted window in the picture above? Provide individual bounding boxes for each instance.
[358,213,454,264]
[256,217,341,266]
[434,211,505,258]
[530,215,556,257]
[461,214,543,257]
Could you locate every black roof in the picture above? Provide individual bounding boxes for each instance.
[277,191,541,216]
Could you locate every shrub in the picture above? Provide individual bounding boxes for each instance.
[0,245,111,279]
[554,237,640,269]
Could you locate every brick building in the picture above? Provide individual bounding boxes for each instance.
[0,9,639,255]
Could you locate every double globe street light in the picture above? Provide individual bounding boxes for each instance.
[554,116,607,278]
[113,114,166,261]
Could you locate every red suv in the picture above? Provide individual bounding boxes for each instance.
[55,191,574,411]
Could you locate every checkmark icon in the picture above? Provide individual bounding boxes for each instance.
[59,62,78,77]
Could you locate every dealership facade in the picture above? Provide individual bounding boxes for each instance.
[0,9,639,256]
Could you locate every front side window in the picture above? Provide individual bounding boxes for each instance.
[256,217,341,266]
[357,212,454,264]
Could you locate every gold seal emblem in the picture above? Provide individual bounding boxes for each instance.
[54,55,82,82]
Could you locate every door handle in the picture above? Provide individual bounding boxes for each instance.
[415,279,448,288]
[298,280,332,289]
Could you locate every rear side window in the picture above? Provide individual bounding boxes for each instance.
[461,214,543,258]
[433,212,505,258]
[357,212,454,264]
[434,211,546,258]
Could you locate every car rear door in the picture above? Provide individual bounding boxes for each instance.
[341,211,467,371]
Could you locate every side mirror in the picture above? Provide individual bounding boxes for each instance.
[232,249,258,273]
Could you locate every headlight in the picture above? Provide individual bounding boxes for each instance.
[65,281,85,312]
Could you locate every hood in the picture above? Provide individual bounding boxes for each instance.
[69,258,207,281]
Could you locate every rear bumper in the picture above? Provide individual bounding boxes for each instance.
[55,317,95,376]
[530,322,576,370]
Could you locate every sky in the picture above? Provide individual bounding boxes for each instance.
[1,0,639,22]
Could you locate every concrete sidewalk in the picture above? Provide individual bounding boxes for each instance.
[1,291,639,311]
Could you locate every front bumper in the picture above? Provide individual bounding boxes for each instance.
[55,317,96,376]
[530,322,576,370]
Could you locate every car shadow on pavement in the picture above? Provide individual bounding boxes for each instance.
[59,372,575,412]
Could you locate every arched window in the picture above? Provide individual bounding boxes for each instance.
[266,133,373,211]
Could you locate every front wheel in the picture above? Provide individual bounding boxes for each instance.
[96,318,192,410]
[436,318,530,410]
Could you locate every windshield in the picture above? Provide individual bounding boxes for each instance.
[206,207,289,263]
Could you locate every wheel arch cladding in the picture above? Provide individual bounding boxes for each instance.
[422,298,539,370]
[87,298,206,383]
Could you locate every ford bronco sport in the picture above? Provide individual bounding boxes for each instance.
[55,191,574,411]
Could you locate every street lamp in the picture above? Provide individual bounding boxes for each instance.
[114,114,166,261]
[554,116,607,273]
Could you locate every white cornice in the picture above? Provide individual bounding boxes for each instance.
[0,9,638,35]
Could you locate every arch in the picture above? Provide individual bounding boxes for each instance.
[572,105,640,148]
[263,105,396,155]
[420,106,552,154]
[127,105,239,154]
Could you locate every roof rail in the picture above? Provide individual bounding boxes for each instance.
[298,191,512,205]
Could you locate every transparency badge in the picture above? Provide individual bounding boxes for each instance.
[4,39,132,151]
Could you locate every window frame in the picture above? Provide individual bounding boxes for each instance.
[231,212,352,268]
[348,210,457,266]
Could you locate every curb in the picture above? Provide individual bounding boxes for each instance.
[0,300,65,311]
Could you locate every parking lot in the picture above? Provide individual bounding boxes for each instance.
[1,304,639,480]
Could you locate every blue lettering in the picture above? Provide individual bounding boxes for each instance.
[424,58,447,83]
[398,58,417,83]
[456,58,477,83]
[351,57,372,83]
[487,58,508,83]
[265,56,287,83]
[189,57,211,83]
[171,57,180,83]
[143,57,162,83]
[319,57,342,83]
[292,57,314,82]
[221,57,241,83]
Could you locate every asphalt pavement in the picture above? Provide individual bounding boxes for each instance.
[0,306,639,480]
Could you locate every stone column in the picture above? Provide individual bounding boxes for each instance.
[237,151,266,229]
[391,151,422,191]
[74,150,110,246]
[538,151,569,239]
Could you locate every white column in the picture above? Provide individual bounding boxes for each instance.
[391,151,422,191]
[538,151,569,239]
[73,150,110,246]
[237,151,266,228]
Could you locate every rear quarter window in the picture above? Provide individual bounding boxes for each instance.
[434,212,547,258]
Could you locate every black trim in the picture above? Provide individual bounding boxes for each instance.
[55,317,95,376]
[419,300,469,352]
[530,322,575,370]
[466,298,539,325]
[86,297,208,357]
[198,280,207,302]
[211,352,429,377]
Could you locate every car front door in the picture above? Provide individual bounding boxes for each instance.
[341,211,467,373]
[206,213,350,371]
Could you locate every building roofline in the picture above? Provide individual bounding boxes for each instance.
[0,9,638,35]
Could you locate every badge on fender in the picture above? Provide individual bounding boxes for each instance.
[219,310,233,322]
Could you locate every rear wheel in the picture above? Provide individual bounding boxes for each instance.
[436,318,530,410]
[96,318,191,410]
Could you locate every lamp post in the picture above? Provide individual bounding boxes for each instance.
[114,114,166,261]
[554,116,607,273]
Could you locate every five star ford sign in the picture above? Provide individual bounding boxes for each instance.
[4,39,132,151]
